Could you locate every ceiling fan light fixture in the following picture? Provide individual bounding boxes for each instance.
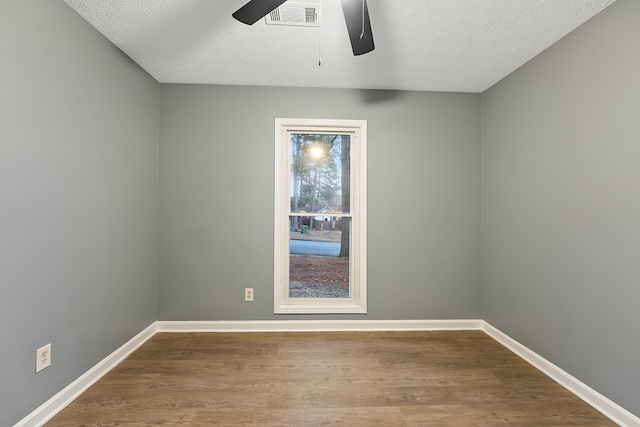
[233,0,374,56]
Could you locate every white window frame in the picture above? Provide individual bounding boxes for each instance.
[274,118,367,314]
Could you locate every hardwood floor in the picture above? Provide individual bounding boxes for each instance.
[46,331,615,426]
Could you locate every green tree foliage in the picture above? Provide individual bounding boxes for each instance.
[339,136,350,258]
[291,134,350,259]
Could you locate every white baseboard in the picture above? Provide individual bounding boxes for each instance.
[15,322,157,427]
[156,319,483,333]
[481,321,640,427]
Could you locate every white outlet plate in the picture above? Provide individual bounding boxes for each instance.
[36,343,51,373]
[244,288,254,302]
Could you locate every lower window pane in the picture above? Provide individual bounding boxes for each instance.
[289,216,351,298]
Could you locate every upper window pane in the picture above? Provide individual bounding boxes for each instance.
[290,134,350,215]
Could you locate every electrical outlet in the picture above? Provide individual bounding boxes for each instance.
[36,343,51,373]
[244,288,254,302]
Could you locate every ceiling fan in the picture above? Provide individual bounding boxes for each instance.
[232,0,375,56]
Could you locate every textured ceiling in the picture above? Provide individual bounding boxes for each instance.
[63,0,617,93]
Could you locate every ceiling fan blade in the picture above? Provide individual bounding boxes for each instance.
[232,0,288,25]
[340,0,375,55]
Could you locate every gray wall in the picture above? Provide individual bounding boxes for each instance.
[0,1,159,425]
[159,85,481,320]
[481,0,640,416]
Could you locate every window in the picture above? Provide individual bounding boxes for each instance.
[274,118,367,314]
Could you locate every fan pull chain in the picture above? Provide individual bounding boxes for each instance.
[318,15,322,66]
[360,0,365,39]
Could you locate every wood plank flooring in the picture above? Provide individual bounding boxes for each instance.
[45,331,615,426]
